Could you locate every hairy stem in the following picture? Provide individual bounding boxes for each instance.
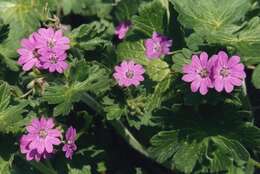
[81,93,150,158]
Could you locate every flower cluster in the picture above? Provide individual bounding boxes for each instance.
[20,117,77,161]
[17,28,70,73]
[182,51,246,95]
[114,22,172,87]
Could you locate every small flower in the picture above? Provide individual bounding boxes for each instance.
[40,51,68,73]
[35,28,70,54]
[213,51,246,93]
[62,126,77,159]
[17,33,42,71]
[115,21,131,40]
[144,32,172,59]
[113,60,145,87]
[182,52,216,95]
[26,117,62,154]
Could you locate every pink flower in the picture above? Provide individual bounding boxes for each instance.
[17,33,42,71]
[213,51,246,93]
[113,60,145,87]
[35,28,70,54]
[62,126,77,159]
[115,21,131,40]
[144,32,172,59]
[22,117,62,157]
[182,52,216,95]
[20,135,51,161]
[40,51,68,73]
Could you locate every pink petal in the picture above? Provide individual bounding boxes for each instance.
[191,55,202,69]
[199,52,208,67]
[224,80,234,93]
[182,74,196,82]
[191,78,201,92]
[218,51,228,66]
[199,79,208,95]
[228,56,240,67]
[214,77,224,92]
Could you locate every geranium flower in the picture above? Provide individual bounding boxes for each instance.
[213,51,246,93]
[182,52,216,95]
[144,32,172,59]
[113,60,145,87]
[40,51,68,73]
[35,27,70,54]
[62,126,77,159]
[26,117,62,154]
[17,32,42,71]
[115,21,131,40]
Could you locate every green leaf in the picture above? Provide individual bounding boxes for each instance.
[60,0,112,19]
[117,40,148,65]
[0,82,10,110]
[0,157,11,174]
[68,165,91,174]
[171,0,250,43]
[229,17,260,64]
[149,130,250,174]
[146,59,170,82]
[70,20,113,51]
[132,0,167,36]
[146,75,172,112]
[0,82,28,133]
[114,0,142,21]
[103,97,126,120]
[252,64,260,89]
[44,63,112,116]
[171,49,192,73]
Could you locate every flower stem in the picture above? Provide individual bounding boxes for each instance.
[81,93,150,158]
[241,81,253,117]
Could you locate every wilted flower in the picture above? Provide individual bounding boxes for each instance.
[62,126,77,159]
[17,32,42,71]
[144,32,172,59]
[213,51,246,93]
[20,117,62,161]
[182,52,215,95]
[40,51,68,73]
[115,21,131,40]
[113,60,145,87]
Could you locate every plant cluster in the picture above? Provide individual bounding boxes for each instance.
[0,0,260,174]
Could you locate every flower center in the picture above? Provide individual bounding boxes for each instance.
[153,42,161,52]
[220,67,230,77]
[50,55,58,64]
[47,38,56,48]
[33,50,39,59]
[126,70,134,79]
[39,129,47,138]
[199,68,209,78]
[67,140,72,145]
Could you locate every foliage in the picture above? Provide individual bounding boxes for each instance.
[0,0,260,174]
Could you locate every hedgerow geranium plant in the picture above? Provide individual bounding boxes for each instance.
[1,0,260,173]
